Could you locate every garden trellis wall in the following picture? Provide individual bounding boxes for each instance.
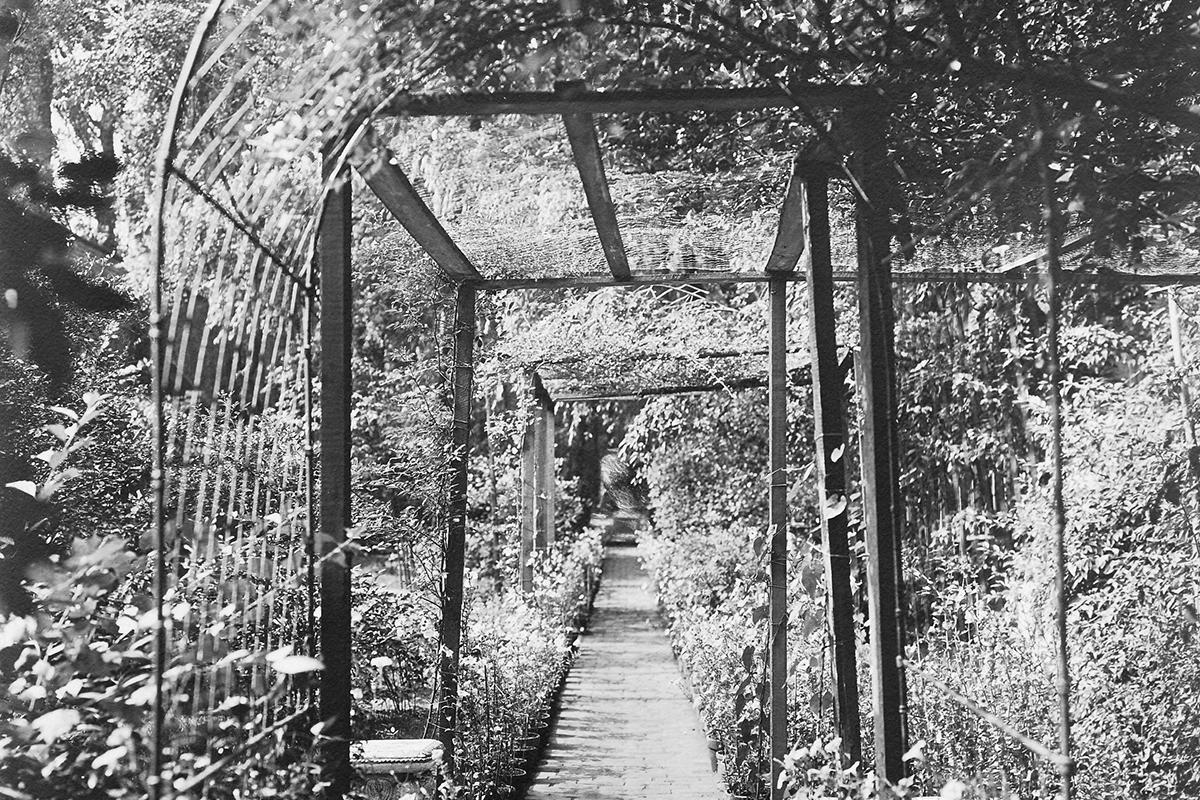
[145,2,1200,799]
[145,2,383,795]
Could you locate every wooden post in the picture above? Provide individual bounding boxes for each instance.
[539,403,557,547]
[519,429,537,588]
[439,283,476,774]
[532,406,548,550]
[767,277,789,800]
[318,160,353,800]
[803,171,862,766]
[850,107,908,788]
[1168,288,1200,515]
[519,374,537,591]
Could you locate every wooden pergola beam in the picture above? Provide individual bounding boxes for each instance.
[561,106,631,281]
[351,135,481,282]
[546,357,855,402]
[472,268,1200,291]
[549,369,814,402]
[528,345,808,367]
[474,272,813,290]
[385,84,870,118]
[764,162,809,273]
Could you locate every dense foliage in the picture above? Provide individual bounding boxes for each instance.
[612,280,1200,799]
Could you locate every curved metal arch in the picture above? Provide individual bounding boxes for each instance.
[147,2,377,795]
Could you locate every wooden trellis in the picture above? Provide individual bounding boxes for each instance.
[151,8,1097,791]
[146,6,1200,800]
[315,83,908,800]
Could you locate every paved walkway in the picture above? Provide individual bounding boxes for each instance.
[525,545,728,800]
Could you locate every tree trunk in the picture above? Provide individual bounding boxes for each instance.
[3,15,55,167]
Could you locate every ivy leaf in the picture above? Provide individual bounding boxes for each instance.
[822,493,847,519]
[34,449,66,469]
[43,423,73,442]
[91,745,128,773]
[5,481,37,497]
[37,468,81,501]
[47,405,78,421]
[940,779,969,800]
[31,708,80,745]
[271,655,324,675]
[902,738,926,762]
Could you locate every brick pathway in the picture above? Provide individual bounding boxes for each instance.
[525,545,729,800]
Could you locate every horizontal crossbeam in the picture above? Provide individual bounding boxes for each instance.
[549,368,815,402]
[526,346,808,367]
[471,268,1200,290]
[473,271,813,289]
[385,85,871,117]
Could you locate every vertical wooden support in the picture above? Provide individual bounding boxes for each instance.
[539,403,557,547]
[803,171,862,766]
[767,277,789,800]
[519,414,537,590]
[318,161,353,800]
[532,407,548,550]
[849,107,908,788]
[1168,288,1200,512]
[519,372,537,591]
[440,283,476,774]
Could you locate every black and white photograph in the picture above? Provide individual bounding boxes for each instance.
[1,1,1198,798]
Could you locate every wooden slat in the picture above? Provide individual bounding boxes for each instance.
[352,136,481,282]
[804,174,862,766]
[562,110,630,280]
[318,160,353,800]
[439,283,476,773]
[764,163,808,273]
[767,277,789,800]
[386,84,869,117]
[850,104,909,786]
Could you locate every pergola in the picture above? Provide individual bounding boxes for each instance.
[144,7,1200,800]
[317,82,906,799]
